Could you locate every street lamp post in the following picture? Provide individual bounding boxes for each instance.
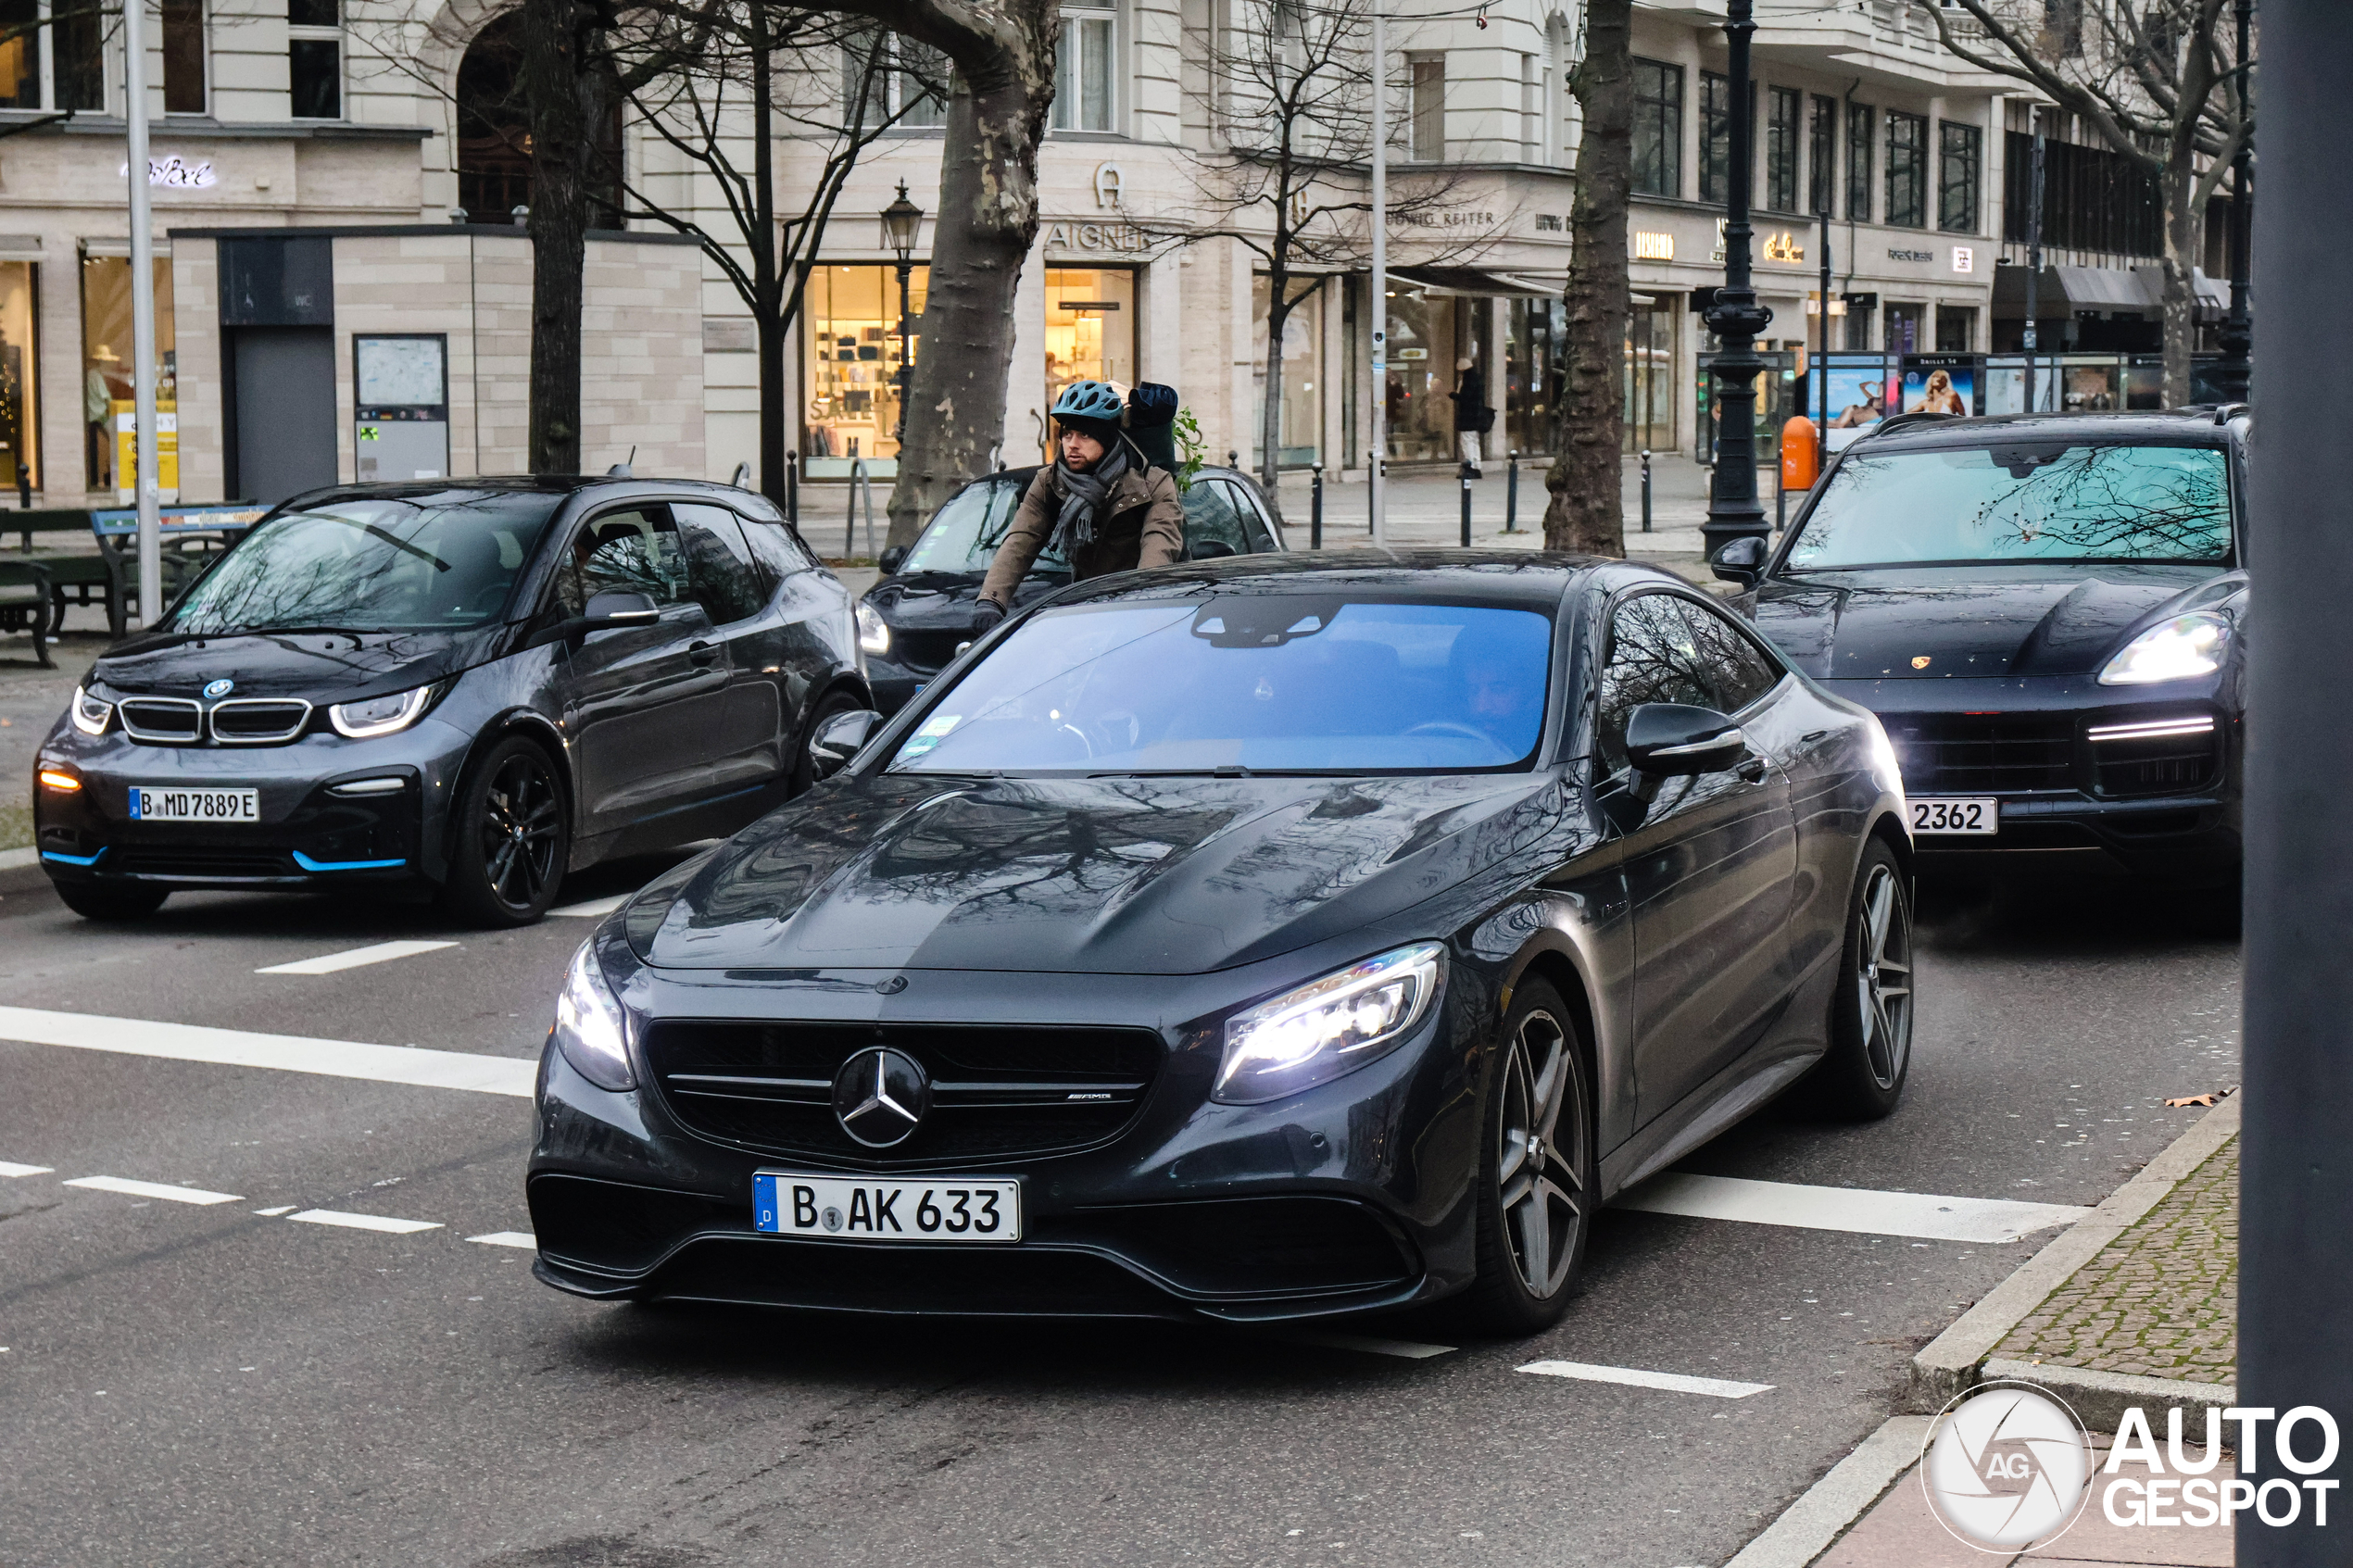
[1700,0,1773,561]
[881,182,925,447]
[2213,0,2255,403]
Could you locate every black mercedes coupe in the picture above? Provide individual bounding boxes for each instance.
[1714,408,2246,886]
[529,551,1914,1331]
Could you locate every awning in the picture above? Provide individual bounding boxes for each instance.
[1388,266,1560,298]
[1992,262,2157,318]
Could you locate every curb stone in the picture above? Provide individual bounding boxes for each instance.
[1719,1416,1934,1568]
[1906,1096,2241,1416]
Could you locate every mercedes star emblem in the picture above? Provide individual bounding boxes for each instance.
[831,1047,931,1148]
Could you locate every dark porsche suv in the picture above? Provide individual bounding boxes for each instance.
[1714,407,2247,885]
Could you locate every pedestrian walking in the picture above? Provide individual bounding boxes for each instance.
[972,381,1185,633]
[1449,357,1492,476]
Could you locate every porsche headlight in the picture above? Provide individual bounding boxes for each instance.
[1865,718,1904,797]
[856,601,891,657]
[550,940,635,1091]
[328,684,439,739]
[2098,612,2233,686]
[1214,942,1446,1105]
[70,685,111,736]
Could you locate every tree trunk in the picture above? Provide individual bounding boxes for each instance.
[2159,143,2202,408]
[1261,285,1290,524]
[1542,0,1632,556]
[878,5,1058,551]
[522,0,594,475]
[749,5,787,502]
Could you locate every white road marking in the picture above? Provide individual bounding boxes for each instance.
[286,1210,442,1235]
[0,1161,53,1178]
[64,1176,243,1205]
[1613,1173,2091,1244]
[0,1006,536,1098]
[1516,1361,1774,1399]
[468,1231,537,1249]
[255,940,459,976]
[549,895,629,918]
[253,1205,297,1216]
[1279,1332,1457,1360]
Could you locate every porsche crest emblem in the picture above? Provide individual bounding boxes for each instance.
[1911,656,1931,670]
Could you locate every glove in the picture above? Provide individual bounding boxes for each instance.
[970,598,1007,635]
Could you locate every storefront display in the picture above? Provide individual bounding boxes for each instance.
[1621,298,1676,453]
[1383,287,1465,463]
[1045,268,1135,453]
[1504,297,1565,458]
[0,262,35,492]
[802,263,928,474]
[1251,273,1323,470]
[82,255,176,499]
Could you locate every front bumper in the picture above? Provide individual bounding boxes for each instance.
[527,960,1487,1323]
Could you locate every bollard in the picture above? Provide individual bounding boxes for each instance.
[1311,462,1324,549]
[1641,448,1654,534]
[846,458,862,557]
[1459,460,1474,547]
[1228,449,1239,470]
[786,451,799,531]
[1504,449,1519,533]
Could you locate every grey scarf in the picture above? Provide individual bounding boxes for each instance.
[1050,438,1132,553]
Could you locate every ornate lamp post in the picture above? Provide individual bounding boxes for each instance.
[1701,0,1773,560]
[881,182,925,445]
[2212,0,2255,402]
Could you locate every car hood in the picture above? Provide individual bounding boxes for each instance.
[867,571,1069,624]
[1751,563,2232,681]
[637,769,1567,975]
[89,626,492,704]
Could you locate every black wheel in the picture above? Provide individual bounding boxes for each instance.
[1461,981,1596,1336]
[440,735,568,928]
[54,881,168,921]
[1800,839,1915,1120]
[790,686,869,796]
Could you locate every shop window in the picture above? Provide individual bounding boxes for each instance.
[290,0,342,119]
[802,263,929,465]
[1809,95,1836,217]
[1252,274,1323,469]
[81,255,177,495]
[1505,295,1566,458]
[1629,58,1681,198]
[1845,101,1875,223]
[57,0,104,110]
[1765,86,1800,213]
[1939,120,1982,233]
[1409,56,1444,161]
[0,263,37,493]
[1381,287,1466,463]
[1622,298,1676,454]
[163,0,206,115]
[1052,0,1114,132]
[0,0,38,108]
[1884,301,1924,357]
[1886,111,1928,228]
[1045,268,1135,455]
[1935,305,1977,353]
[1699,71,1732,206]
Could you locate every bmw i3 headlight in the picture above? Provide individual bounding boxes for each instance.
[1214,942,1447,1105]
[551,940,635,1091]
[2098,613,2233,686]
[856,601,891,657]
[328,683,441,739]
[69,685,111,736]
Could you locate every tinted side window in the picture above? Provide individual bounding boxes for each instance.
[560,506,689,613]
[1595,592,1715,773]
[1235,484,1278,552]
[674,503,770,624]
[1181,480,1250,558]
[737,512,820,578]
[1677,596,1785,712]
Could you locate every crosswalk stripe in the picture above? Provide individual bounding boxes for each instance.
[286,1210,442,1235]
[0,1161,53,1178]
[468,1231,537,1249]
[0,1006,537,1098]
[256,940,459,976]
[1613,1173,2090,1244]
[1516,1361,1774,1399]
[64,1175,243,1205]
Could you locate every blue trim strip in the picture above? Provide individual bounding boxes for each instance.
[291,850,409,872]
[41,848,106,867]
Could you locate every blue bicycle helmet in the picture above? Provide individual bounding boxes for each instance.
[1051,380,1125,425]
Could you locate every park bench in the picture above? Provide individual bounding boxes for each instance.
[0,505,271,649]
[4,508,116,642]
[0,556,56,667]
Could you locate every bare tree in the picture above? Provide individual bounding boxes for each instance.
[1924,0,2254,407]
[1541,0,1629,557]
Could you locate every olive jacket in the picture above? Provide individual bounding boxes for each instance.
[976,456,1186,608]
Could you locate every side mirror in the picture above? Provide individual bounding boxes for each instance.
[1625,702,1746,777]
[808,707,883,782]
[1709,534,1768,586]
[579,590,661,631]
[1189,539,1239,561]
[877,546,908,575]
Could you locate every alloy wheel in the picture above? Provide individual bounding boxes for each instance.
[480,752,561,913]
[1494,1009,1586,1300]
[1855,863,1913,1089]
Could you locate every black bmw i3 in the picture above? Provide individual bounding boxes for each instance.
[33,477,868,925]
[530,551,1916,1331]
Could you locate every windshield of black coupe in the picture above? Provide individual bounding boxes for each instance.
[899,480,1068,576]
[1785,442,2233,570]
[889,596,1554,774]
[167,491,566,635]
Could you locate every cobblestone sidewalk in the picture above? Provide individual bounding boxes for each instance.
[1996,1135,2239,1385]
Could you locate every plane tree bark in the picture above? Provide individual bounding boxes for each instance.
[1542,0,1631,556]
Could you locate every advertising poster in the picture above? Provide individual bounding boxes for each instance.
[1901,359,1975,416]
[1821,366,1887,452]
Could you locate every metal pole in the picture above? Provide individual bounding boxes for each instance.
[1817,182,1831,473]
[1504,448,1518,532]
[786,449,799,530]
[1368,4,1387,546]
[893,259,913,445]
[846,457,861,557]
[2244,6,2352,1561]
[1458,461,1472,546]
[1311,461,1323,548]
[1700,0,1772,561]
[2213,0,2255,402]
[1641,448,1652,533]
[124,0,161,624]
[2023,107,2045,411]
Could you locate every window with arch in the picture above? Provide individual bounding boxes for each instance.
[456,13,622,224]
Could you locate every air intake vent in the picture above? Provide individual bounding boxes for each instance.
[118,697,203,744]
[209,699,312,745]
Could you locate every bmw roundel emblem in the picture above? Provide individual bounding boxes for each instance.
[203,678,235,698]
[831,1047,931,1148]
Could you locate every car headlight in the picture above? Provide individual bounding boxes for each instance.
[2098,612,2233,686]
[70,685,111,736]
[550,940,635,1091]
[1213,942,1447,1105]
[856,601,891,657]
[1865,719,1904,798]
[328,684,439,739]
